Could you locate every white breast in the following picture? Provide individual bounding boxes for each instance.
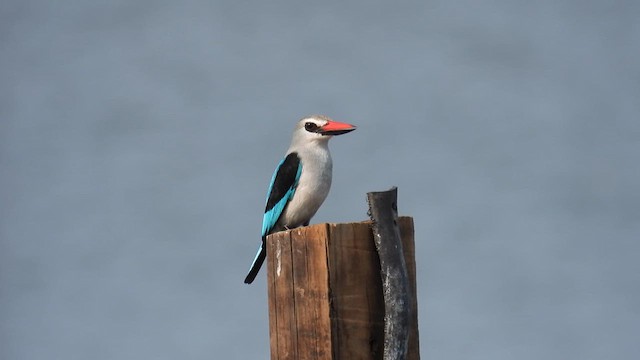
[277,144,333,229]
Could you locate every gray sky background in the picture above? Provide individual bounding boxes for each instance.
[2,1,639,359]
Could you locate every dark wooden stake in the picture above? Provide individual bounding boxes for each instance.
[367,187,410,360]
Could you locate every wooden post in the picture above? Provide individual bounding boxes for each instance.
[368,187,410,360]
[266,217,420,360]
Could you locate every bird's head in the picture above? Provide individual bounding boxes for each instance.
[292,115,356,145]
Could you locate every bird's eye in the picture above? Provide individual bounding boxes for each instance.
[304,122,318,132]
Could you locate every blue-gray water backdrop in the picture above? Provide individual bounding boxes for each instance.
[2,0,639,359]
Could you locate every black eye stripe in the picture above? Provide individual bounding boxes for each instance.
[304,122,319,132]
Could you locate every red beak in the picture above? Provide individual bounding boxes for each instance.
[319,120,357,136]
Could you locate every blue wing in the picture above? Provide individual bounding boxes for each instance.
[245,152,302,284]
[262,152,303,236]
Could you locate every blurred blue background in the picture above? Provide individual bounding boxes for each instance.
[2,0,639,359]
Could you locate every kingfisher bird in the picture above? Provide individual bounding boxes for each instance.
[244,115,356,284]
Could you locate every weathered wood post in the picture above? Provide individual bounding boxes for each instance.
[266,189,419,360]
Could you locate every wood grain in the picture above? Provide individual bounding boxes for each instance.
[266,218,419,359]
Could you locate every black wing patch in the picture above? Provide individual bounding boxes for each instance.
[265,152,301,212]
